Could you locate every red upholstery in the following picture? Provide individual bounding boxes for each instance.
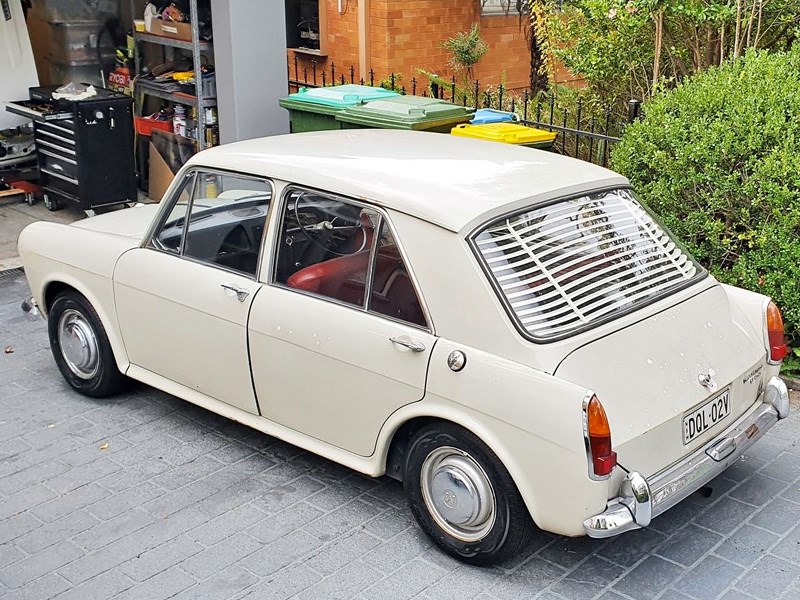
[287,251,372,305]
[287,246,426,326]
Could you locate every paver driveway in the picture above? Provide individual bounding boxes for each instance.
[1,270,800,600]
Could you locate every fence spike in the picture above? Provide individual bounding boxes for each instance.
[390,73,395,91]
[473,80,480,110]
[412,77,417,96]
[349,65,355,84]
[331,62,336,82]
[498,84,504,111]
[312,61,317,85]
[575,99,583,158]
[451,76,456,103]
[561,108,568,154]
[370,69,374,87]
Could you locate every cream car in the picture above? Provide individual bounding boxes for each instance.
[18,130,790,565]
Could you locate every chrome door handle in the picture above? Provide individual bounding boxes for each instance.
[221,283,250,302]
[389,336,426,352]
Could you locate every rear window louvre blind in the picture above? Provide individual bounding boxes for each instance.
[474,189,700,339]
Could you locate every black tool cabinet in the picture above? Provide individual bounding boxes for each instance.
[7,87,137,212]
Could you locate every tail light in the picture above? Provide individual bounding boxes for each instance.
[766,301,788,363]
[585,395,617,478]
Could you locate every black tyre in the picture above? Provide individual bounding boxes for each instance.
[403,423,534,565]
[47,291,127,398]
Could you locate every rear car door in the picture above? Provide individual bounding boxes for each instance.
[248,188,435,456]
[114,169,272,415]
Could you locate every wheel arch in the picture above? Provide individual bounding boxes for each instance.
[376,404,547,531]
[41,275,130,374]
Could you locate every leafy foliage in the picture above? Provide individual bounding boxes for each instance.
[537,0,800,110]
[443,24,489,81]
[611,48,800,351]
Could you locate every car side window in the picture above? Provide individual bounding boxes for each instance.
[368,222,427,327]
[152,170,272,277]
[275,189,379,307]
[274,188,427,328]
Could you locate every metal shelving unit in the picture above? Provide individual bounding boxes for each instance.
[131,0,215,149]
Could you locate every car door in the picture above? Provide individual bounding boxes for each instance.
[248,188,435,456]
[113,169,273,415]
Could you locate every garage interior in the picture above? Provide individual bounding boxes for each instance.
[0,0,288,269]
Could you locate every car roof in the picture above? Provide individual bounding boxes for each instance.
[190,129,629,233]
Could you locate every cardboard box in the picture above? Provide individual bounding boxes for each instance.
[148,130,197,201]
[153,19,193,42]
[148,140,174,201]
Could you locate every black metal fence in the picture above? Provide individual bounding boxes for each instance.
[287,57,640,168]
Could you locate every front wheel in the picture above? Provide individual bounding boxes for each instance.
[403,423,534,565]
[48,291,127,397]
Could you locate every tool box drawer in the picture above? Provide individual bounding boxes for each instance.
[38,147,79,183]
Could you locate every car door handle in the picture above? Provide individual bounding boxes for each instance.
[220,283,250,302]
[389,336,426,352]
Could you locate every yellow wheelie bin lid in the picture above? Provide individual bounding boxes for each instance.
[450,122,557,149]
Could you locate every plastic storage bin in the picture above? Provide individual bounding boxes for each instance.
[470,109,518,124]
[450,122,557,149]
[279,84,400,133]
[336,96,475,132]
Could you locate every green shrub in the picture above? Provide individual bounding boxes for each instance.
[611,48,800,358]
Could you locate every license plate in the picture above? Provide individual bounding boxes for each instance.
[683,388,731,445]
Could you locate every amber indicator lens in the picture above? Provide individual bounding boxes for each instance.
[766,301,788,362]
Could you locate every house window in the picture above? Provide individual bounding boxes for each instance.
[285,0,324,52]
[481,0,523,15]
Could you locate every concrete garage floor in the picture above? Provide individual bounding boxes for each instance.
[0,197,83,271]
[1,272,800,599]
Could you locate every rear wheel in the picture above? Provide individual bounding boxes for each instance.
[403,423,534,565]
[48,291,126,397]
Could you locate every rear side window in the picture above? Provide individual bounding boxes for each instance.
[473,188,703,341]
[274,188,428,328]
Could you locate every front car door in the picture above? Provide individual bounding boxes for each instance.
[248,187,436,456]
[113,169,273,415]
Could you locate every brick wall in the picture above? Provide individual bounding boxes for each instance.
[288,0,535,94]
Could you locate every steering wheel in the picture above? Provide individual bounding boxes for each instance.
[291,195,368,256]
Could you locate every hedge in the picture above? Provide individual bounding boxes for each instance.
[611,48,800,363]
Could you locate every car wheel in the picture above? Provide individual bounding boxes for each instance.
[48,291,126,398]
[403,423,534,565]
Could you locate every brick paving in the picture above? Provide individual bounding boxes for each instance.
[1,269,800,600]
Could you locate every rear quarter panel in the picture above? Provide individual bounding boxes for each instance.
[419,338,609,536]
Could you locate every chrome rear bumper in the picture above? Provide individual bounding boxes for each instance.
[584,376,789,538]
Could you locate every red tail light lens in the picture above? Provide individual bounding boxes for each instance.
[766,301,788,362]
[586,395,617,477]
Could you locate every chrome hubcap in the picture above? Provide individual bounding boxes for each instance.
[57,309,99,380]
[420,446,496,542]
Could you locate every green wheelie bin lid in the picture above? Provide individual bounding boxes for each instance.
[279,85,401,132]
[280,84,400,115]
[336,96,475,132]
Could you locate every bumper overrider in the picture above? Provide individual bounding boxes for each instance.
[584,376,790,538]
